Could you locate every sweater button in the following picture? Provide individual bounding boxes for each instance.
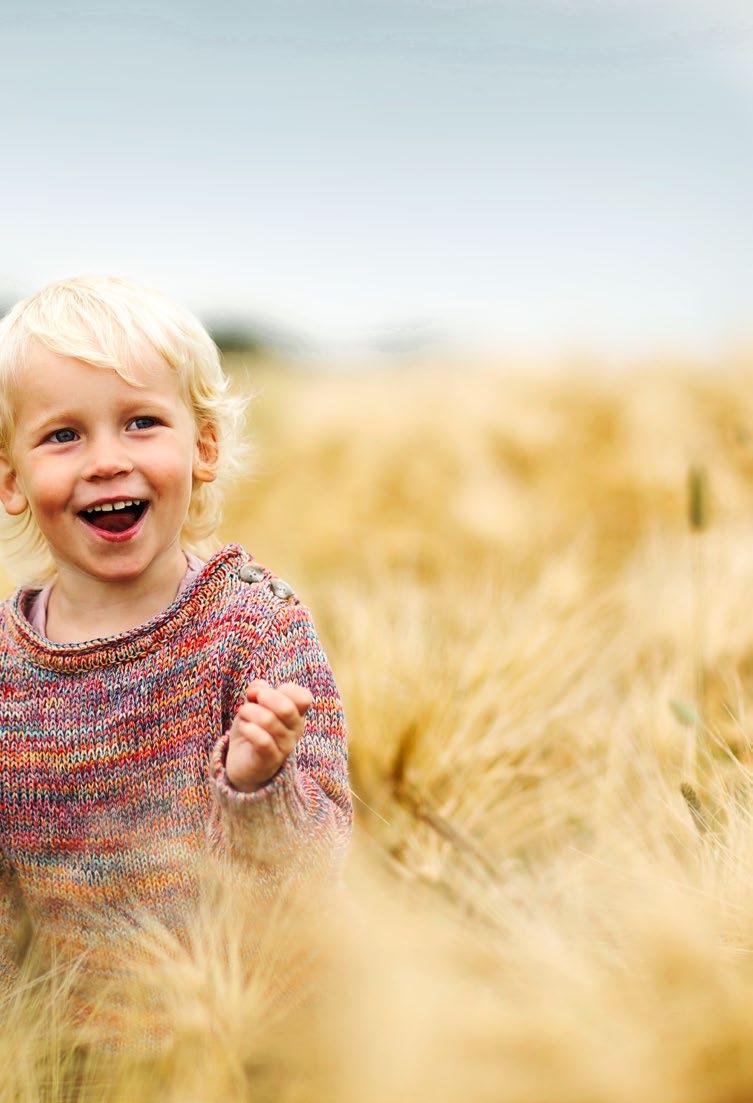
[269,577,295,600]
[239,563,266,583]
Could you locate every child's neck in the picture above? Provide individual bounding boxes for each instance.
[44,546,190,644]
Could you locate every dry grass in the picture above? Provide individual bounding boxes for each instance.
[5,354,753,1100]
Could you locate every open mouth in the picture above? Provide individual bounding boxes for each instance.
[78,501,149,534]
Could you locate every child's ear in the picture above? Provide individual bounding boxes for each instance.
[0,452,28,516]
[192,421,219,485]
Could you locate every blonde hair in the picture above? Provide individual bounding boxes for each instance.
[0,275,256,587]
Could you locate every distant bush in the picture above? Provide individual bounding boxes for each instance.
[205,323,267,355]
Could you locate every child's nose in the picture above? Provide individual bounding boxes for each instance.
[81,441,135,480]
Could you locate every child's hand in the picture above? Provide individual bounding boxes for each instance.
[225,679,313,794]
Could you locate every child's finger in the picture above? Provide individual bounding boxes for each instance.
[256,683,312,722]
[237,701,290,744]
[234,716,296,758]
[276,682,314,715]
[244,679,271,701]
[244,680,311,714]
[251,685,296,725]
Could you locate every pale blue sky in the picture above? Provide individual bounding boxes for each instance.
[1,1,752,359]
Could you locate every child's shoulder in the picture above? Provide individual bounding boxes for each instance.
[219,546,308,641]
[235,557,301,607]
[220,550,333,679]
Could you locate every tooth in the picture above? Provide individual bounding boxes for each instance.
[86,498,144,513]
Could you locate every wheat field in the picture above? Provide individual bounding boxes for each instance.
[4,355,753,1101]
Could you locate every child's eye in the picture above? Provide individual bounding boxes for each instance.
[46,417,158,444]
[49,428,76,444]
[129,416,158,430]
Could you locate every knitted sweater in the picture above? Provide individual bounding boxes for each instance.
[0,542,353,1007]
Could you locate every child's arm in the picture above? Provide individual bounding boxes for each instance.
[206,600,353,889]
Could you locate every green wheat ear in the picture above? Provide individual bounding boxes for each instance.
[670,698,701,728]
[687,465,709,531]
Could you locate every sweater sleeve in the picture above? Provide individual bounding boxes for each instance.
[206,600,353,888]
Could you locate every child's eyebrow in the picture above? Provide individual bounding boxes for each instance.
[27,399,175,435]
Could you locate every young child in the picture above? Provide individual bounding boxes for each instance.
[0,275,353,1014]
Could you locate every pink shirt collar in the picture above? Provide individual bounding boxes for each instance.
[25,551,206,640]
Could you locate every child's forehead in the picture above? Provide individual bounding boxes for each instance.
[25,339,178,393]
[12,344,188,436]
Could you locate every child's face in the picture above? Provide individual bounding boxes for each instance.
[0,340,215,583]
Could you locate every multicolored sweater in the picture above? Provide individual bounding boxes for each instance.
[0,542,353,1006]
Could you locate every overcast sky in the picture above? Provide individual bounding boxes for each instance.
[1,0,752,360]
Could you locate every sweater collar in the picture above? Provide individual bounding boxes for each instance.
[4,543,247,673]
